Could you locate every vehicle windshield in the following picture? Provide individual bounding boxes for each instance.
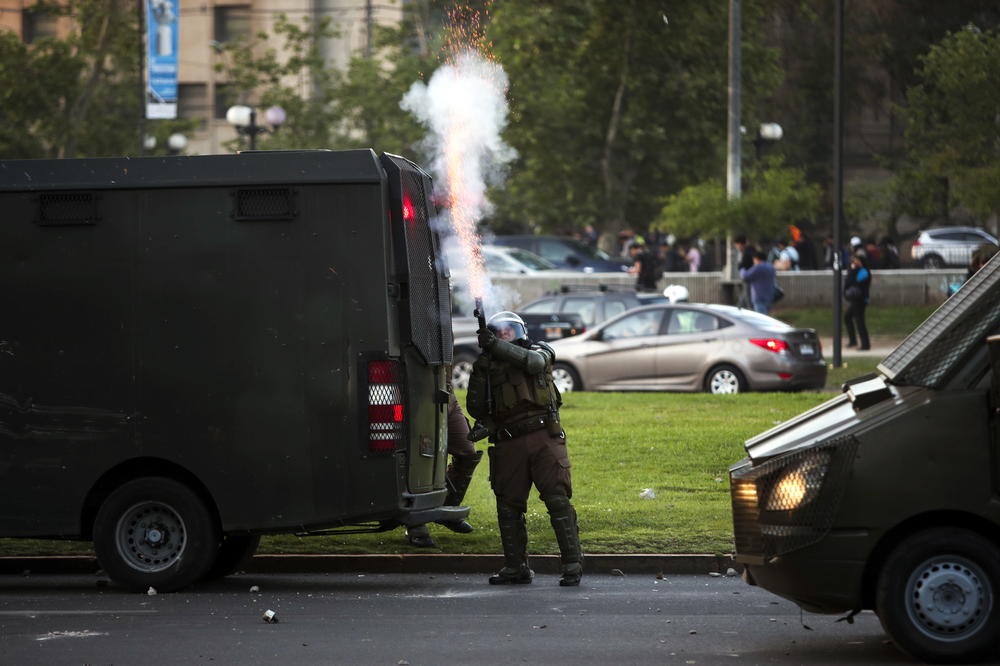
[561,238,614,261]
[506,249,556,270]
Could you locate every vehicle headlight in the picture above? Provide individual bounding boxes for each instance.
[764,450,832,511]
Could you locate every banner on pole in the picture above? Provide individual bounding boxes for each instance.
[146,0,179,119]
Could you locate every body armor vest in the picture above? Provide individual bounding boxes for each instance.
[489,345,560,426]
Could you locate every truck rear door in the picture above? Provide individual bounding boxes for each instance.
[380,154,453,495]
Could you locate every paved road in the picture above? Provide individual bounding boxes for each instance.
[0,572,910,665]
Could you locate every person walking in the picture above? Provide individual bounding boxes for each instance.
[739,251,778,315]
[844,253,872,350]
[628,242,660,292]
[405,389,483,547]
[466,311,582,587]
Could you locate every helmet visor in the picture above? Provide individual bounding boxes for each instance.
[488,320,527,342]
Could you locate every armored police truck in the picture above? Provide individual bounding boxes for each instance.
[730,251,1000,663]
[0,150,464,591]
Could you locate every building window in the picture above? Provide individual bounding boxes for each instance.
[22,8,58,44]
[178,83,209,127]
[214,6,251,43]
[214,83,237,119]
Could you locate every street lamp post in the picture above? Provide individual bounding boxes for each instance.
[753,122,783,161]
[226,105,286,150]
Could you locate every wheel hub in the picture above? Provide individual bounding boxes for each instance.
[906,557,991,640]
[115,502,187,573]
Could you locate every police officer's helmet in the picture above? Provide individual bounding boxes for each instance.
[487,311,528,342]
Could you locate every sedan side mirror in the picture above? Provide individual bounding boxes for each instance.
[565,255,581,266]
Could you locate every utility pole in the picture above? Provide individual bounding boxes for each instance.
[832,0,844,368]
[137,0,147,154]
[365,0,373,58]
[724,0,741,291]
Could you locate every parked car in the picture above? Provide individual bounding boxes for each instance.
[910,226,998,268]
[548,304,826,393]
[493,235,631,273]
[445,244,558,275]
[519,286,648,328]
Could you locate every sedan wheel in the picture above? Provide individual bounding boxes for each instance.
[552,363,582,393]
[451,352,476,391]
[706,365,746,394]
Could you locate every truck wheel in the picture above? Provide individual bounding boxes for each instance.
[876,527,1000,663]
[204,535,261,581]
[705,364,747,394]
[552,362,582,392]
[93,477,220,592]
[451,351,477,390]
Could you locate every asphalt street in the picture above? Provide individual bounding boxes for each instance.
[0,572,912,665]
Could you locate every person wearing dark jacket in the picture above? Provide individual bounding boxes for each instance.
[844,253,872,350]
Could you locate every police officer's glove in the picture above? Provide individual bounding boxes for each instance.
[477,327,497,350]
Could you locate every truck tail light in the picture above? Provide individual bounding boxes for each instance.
[367,360,404,453]
[749,338,789,353]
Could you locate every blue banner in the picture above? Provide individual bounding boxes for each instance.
[146,0,179,119]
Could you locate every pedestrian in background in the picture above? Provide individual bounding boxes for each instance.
[739,251,778,315]
[628,242,660,292]
[844,252,872,350]
[773,238,800,271]
[684,240,701,273]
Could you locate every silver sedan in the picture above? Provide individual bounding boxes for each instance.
[548,303,827,394]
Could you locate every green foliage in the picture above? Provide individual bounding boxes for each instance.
[0,0,143,158]
[653,160,820,240]
[488,0,782,238]
[901,26,1000,221]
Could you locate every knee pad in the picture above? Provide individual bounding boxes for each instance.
[541,494,572,515]
[496,499,525,520]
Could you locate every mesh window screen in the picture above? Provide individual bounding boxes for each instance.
[38,192,99,226]
[880,251,1000,388]
[233,188,296,221]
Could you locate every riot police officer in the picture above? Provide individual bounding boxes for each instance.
[466,311,582,586]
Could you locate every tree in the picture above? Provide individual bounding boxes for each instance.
[653,159,820,241]
[487,0,781,244]
[0,0,194,159]
[901,26,1000,228]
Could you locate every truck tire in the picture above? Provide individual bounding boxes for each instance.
[451,350,477,390]
[204,535,261,581]
[552,362,582,392]
[705,364,747,394]
[93,477,220,592]
[876,527,1000,663]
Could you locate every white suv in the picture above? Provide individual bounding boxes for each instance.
[910,226,998,268]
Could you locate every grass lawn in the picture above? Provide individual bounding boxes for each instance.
[773,304,936,339]
[3,389,863,558]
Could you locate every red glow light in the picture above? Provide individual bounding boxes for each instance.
[777,372,793,380]
[749,338,789,353]
[402,194,416,224]
[368,404,404,423]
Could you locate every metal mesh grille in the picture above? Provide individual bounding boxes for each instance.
[730,436,857,559]
[234,187,296,220]
[401,169,451,363]
[367,360,404,453]
[38,192,98,225]
[880,251,1000,387]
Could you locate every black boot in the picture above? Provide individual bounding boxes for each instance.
[543,494,583,587]
[405,524,437,548]
[437,451,483,534]
[489,501,533,585]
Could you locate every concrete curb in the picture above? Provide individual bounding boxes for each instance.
[0,553,739,577]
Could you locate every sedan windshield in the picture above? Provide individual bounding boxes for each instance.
[506,249,556,270]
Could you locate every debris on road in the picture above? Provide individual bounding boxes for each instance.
[639,488,656,499]
[262,609,278,623]
[146,587,157,596]
[249,585,260,593]
[610,569,625,576]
